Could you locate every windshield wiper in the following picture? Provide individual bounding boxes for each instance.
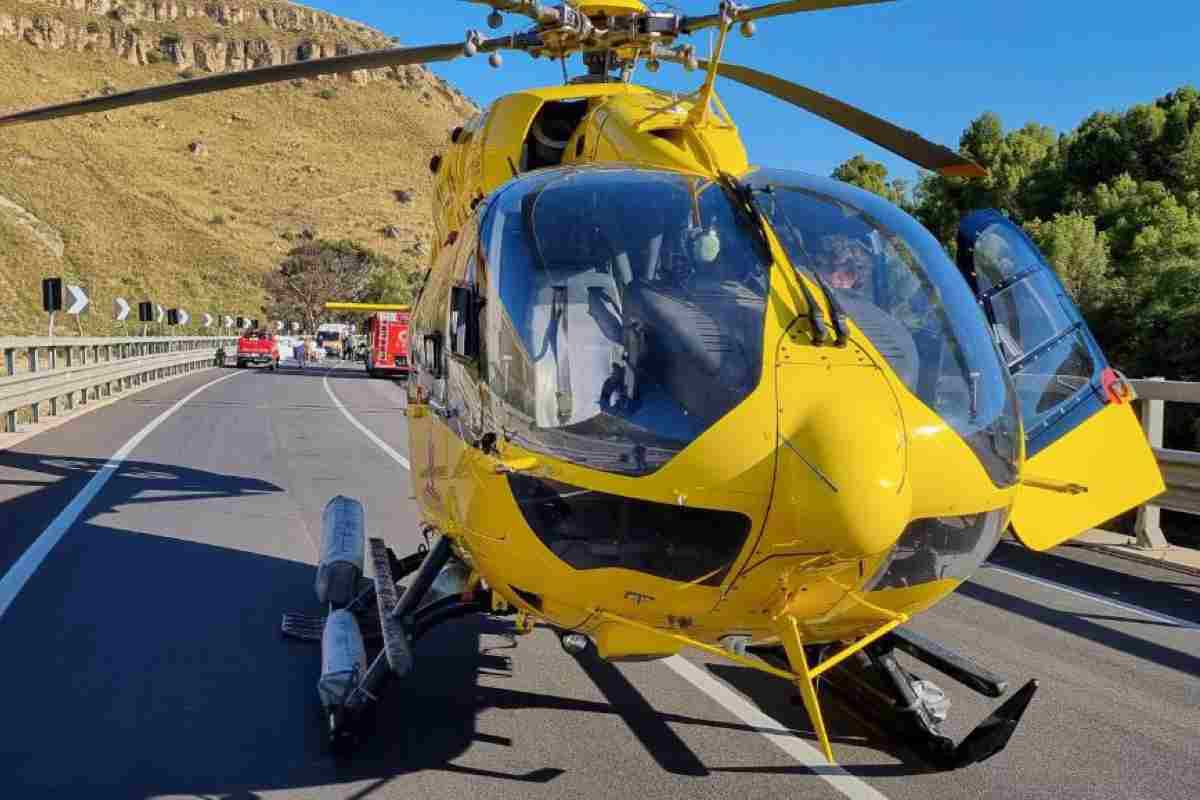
[716,173,824,343]
[738,179,847,347]
[804,261,849,347]
[716,171,771,260]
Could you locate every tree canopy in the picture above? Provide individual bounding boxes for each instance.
[830,83,1200,385]
[264,240,423,332]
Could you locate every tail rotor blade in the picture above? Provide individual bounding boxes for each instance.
[0,42,465,128]
[681,57,986,178]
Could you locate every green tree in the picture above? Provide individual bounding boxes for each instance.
[265,239,404,331]
[360,263,426,306]
[1023,212,1115,317]
[831,154,910,208]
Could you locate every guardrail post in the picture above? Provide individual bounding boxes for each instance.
[1134,377,1170,550]
[3,351,14,428]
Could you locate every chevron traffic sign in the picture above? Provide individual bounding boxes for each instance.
[66,285,89,315]
[203,313,214,328]
[114,297,130,321]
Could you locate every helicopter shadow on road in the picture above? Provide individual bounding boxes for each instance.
[490,642,925,780]
[0,452,559,798]
[0,525,563,799]
[0,450,284,573]
[987,540,1200,626]
[698,661,943,778]
[955,582,1200,678]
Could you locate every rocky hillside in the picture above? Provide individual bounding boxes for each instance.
[0,1,476,335]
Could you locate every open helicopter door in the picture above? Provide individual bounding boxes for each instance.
[956,211,1163,550]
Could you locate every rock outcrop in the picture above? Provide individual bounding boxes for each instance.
[0,1,477,110]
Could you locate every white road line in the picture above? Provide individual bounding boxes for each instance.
[322,371,410,469]
[328,372,890,797]
[982,563,1198,630]
[665,656,889,800]
[0,370,242,620]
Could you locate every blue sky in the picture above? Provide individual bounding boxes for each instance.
[306,1,1200,184]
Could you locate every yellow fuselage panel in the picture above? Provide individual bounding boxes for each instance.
[408,239,1014,645]
[431,83,748,261]
[414,84,1020,650]
[1010,401,1164,550]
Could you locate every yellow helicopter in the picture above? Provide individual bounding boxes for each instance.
[1,0,1165,769]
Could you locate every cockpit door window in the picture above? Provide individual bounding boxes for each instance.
[957,211,1105,457]
[956,209,1164,551]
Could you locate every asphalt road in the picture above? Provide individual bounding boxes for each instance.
[0,359,1196,800]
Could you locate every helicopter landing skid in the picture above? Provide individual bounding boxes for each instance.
[283,535,502,755]
[804,634,1038,769]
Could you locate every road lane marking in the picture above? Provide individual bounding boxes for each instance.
[322,371,410,469]
[0,370,243,620]
[665,656,889,800]
[982,564,1198,630]
[328,368,889,795]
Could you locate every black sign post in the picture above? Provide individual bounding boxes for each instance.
[41,277,63,337]
[138,301,154,337]
[167,309,180,326]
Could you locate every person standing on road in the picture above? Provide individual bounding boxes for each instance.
[295,339,307,370]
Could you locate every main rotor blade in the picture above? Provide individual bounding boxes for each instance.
[683,0,896,34]
[0,42,465,128]
[689,58,985,178]
[458,0,546,21]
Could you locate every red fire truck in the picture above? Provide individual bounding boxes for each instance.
[365,310,411,379]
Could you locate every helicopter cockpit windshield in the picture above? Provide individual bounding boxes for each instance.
[481,167,770,477]
[745,169,1020,488]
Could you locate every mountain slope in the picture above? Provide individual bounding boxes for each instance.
[0,1,475,334]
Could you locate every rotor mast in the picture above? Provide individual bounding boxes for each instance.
[686,1,739,127]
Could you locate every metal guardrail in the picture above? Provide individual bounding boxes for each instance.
[1,336,235,434]
[1,341,1193,549]
[1127,378,1199,549]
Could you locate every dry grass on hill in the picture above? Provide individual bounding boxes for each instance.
[0,12,471,335]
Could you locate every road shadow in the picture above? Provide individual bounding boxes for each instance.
[0,525,558,799]
[0,451,283,574]
[987,540,1200,625]
[957,578,1200,677]
[699,661,940,778]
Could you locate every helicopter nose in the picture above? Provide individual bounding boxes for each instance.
[771,365,911,560]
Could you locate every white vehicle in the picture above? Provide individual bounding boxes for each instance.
[316,323,352,356]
